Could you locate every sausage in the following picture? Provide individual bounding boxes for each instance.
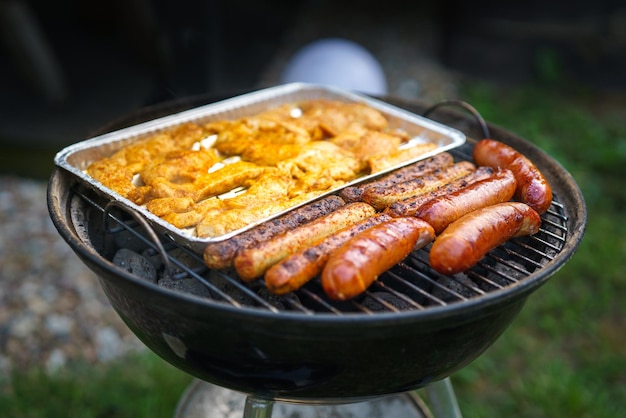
[473,139,553,214]
[429,202,542,275]
[322,217,435,301]
[264,213,393,295]
[234,202,376,281]
[340,152,454,202]
[385,166,495,217]
[361,161,476,210]
[203,195,345,269]
[414,169,517,234]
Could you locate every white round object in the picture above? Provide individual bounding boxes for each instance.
[280,38,388,95]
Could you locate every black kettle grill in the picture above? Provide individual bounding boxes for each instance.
[47,95,586,417]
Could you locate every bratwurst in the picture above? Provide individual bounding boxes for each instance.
[361,161,476,210]
[473,139,552,214]
[203,195,345,269]
[339,152,454,202]
[234,202,376,281]
[264,213,393,295]
[414,168,517,235]
[385,166,495,218]
[429,202,541,275]
[322,217,435,301]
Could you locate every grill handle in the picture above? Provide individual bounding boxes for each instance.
[422,99,490,139]
[103,201,175,278]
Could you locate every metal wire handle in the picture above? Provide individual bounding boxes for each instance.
[422,99,491,139]
[103,200,175,278]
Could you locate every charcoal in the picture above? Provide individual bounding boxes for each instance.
[146,247,204,279]
[112,248,157,282]
[207,270,255,306]
[158,277,211,298]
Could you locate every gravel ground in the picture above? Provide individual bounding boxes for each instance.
[0,176,145,377]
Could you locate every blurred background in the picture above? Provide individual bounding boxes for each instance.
[1,0,624,158]
[1,0,625,417]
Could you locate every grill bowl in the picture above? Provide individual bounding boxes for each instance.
[47,97,586,404]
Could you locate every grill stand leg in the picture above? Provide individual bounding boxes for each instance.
[243,396,275,418]
[424,377,463,418]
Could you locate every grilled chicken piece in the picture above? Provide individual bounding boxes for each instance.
[222,170,295,209]
[139,149,221,185]
[157,170,294,230]
[196,193,318,238]
[128,161,266,205]
[86,161,138,198]
[146,197,195,217]
[163,198,227,229]
[368,142,438,173]
[212,118,312,157]
[86,123,207,198]
[332,127,404,166]
[278,141,364,196]
[300,99,388,135]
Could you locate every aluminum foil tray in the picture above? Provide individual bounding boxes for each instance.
[55,83,466,252]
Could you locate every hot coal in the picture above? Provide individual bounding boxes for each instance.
[112,248,157,283]
[158,277,212,298]
[207,270,256,306]
[150,248,205,280]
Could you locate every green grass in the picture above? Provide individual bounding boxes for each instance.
[0,352,192,418]
[450,81,626,418]
[2,81,624,417]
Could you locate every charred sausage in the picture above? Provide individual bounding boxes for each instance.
[340,152,454,202]
[414,169,517,234]
[361,161,476,210]
[203,195,345,269]
[385,166,495,217]
[473,139,553,214]
[234,202,376,281]
[322,217,435,301]
[264,213,393,295]
[429,202,541,275]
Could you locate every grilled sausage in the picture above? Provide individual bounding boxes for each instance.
[203,195,345,269]
[339,152,454,202]
[264,213,393,295]
[361,161,476,210]
[322,217,435,301]
[473,139,552,214]
[385,166,495,217]
[234,202,376,281]
[414,169,517,234]
[429,202,542,275]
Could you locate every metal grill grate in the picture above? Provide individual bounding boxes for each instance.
[70,144,569,316]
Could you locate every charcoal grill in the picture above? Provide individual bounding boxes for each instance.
[47,95,586,417]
